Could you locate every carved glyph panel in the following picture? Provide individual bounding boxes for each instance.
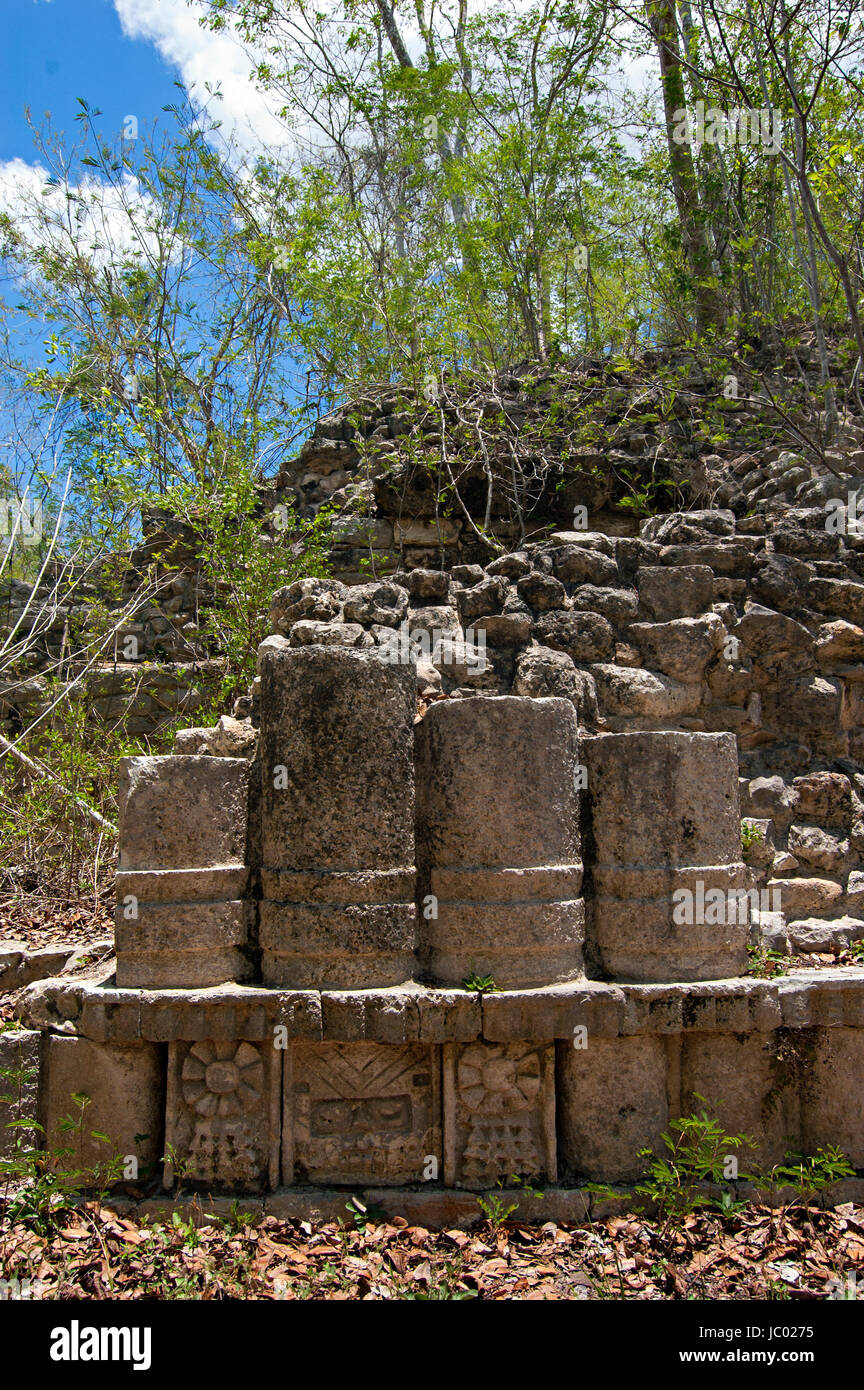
[443,1041,556,1188]
[165,1039,280,1192]
[284,1042,440,1186]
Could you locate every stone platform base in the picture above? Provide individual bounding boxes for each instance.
[9,969,864,1200]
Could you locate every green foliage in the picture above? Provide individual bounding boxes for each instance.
[149,466,333,715]
[399,1270,476,1300]
[343,1195,388,1232]
[751,1147,855,1206]
[0,1075,125,1235]
[476,1174,544,1228]
[633,1099,757,1222]
[0,706,139,901]
[746,945,789,979]
[461,973,499,994]
[741,820,765,851]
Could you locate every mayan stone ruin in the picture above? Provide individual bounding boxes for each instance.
[8,486,864,1224]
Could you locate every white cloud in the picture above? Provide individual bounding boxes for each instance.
[112,0,290,157]
[0,156,168,274]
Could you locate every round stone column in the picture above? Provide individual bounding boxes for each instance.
[583,730,749,982]
[258,638,417,988]
[115,754,251,989]
[415,695,585,989]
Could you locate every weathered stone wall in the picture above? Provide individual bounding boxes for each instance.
[258,506,864,958]
[6,636,864,1215]
[272,348,864,581]
[7,348,864,1217]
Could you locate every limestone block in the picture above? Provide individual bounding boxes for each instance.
[0,1029,40,1158]
[288,619,372,648]
[637,564,714,621]
[342,581,408,627]
[583,731,749,981]
[768,878,844,918]
[115,887,253,990]
[481,981,624,1042]
[69,982,322,1044]
[736,604,815,665]
[847,870,864,911]
[416,696,584,988]
[456,576,507,621]
[749,910,789,953]
[792,772,852,828]
[443,1041,556,1188]
[801,1029,864,1165]
[787,916,864,955]
[115,756,252,988]
[165,1038,280,1191]
[557,1035,668,1183]
[270,578,348,633]
[174,714,258,758]
[550,546,618,587]
[742,818,776,870]
[516,572,568,612]
[394,518,461,547]
[513,647,597,720]
[619,979,783,1036]
[660,541,754,576]
[320,988,480,1044]
[0,945,77,991]
[590,664,703,719]
[284,1042,440,1185]
[258,641,417,988]
[815,621,864,664]
[571,585,639,625]
[42,1037,162,1179]
[629,616,722,684]
[548,530,615,557]
[808,577,864,624]
[474,613,532,647]
[681,1032,799,1171]
[485,552,532,579]
[400,568,451,601]
[749,775,799,826]
[533,610,615,662]
[779,675,843,738]
[407,604,462,643]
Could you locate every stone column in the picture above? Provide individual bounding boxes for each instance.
[415,695,585,988]
[258,639,417,988]
[115,755,251,988]
[583,731,749,982]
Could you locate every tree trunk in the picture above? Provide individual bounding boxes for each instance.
[646,0,724,333]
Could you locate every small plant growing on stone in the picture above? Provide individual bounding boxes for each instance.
[343,1195,387,1232]
[476,1189,519,1228]
[633,1099,756,1236]
[1,1079,124,1235]
[746,944,788,978]
[221,1200,255,1234]
[476,1173,543,1229]
[741,820,765,851]
[751,1146,854,1210]
[461,973,498,993]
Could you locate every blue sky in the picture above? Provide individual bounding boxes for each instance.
[0,2,303,505]
[1,0,182,164]
[1,0,290,179]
